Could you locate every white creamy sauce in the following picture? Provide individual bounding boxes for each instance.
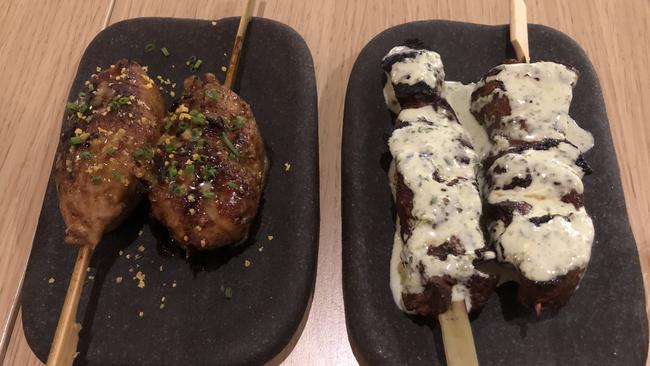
[387,105,490,307]
[384,79,492,160]
[494,211,594,281]
[442,81,492,160]
[390,218,408,312]
[383,51,595,311]
[383,47,494,313]
[383,76,401,114]
[382,46,445,89]
[470,62,595,282]
[566,117,595,152]
[451,284,472,312]
[471,62,594,152]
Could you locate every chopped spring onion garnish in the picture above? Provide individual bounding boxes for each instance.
[224,287,233,299]
[161,47,170,57]
[133,148,146,160]
[202,189,215,198]
[168,162,178,179]
[191,112,206,126]
[168,182,185,196]
[205,89,219,100]
[92,176,102,184]
[222,132,239,157]
[196,138,205,149]
[232,116,246,129]
[190,59,203,71]
[144,43,155,53]
[66,102,77,113]
[164,118,173,130]
[165,144,176,153]
[227,181,238,189]
[202,166,217,180]
[70,136,83,145]
[79,151,92,160]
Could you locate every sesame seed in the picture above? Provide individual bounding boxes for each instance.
[48,277,55,284]
[221,66,227,72]
[267,235,274,241]
[116,276,123,284]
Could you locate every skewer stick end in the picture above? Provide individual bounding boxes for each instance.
[438,301,479,366]
[510,0,530,63]
[224,0,256,90]
[534,302,542,319]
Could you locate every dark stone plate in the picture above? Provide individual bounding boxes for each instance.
[22,17,319,366]
[342,20,648,365]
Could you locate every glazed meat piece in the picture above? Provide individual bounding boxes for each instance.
[381,39,445,113]
[383,42,498,316]
[471,62,595,311]
[55,60,165,247]
[149,73,266,250]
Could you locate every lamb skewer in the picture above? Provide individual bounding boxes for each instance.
[471,60,595,315]
[382,41,497,366]
[469,0,595,316]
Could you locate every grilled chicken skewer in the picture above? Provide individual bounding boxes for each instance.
[149,74,266,250]
[48,60,164,365]
[470,61,595,313]
[56,60,165,247]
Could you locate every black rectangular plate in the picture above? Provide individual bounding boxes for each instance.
[23,17,319,366]
[342,20,648,365]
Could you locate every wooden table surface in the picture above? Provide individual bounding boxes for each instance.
[1,0,648,365]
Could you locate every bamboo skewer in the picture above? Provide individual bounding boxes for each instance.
[224,0,256,90]
[47,2,256,365]
[510,0,544,319]
[46,245,93,366]
[436,2,532,364]
[510,0,530,63]
[438,301,479,366]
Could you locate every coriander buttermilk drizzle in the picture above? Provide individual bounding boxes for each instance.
[471,62,595,283]
[383,46,494,313]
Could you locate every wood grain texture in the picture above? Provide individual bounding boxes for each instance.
[0,0,111,363]
[2,1,649,365]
